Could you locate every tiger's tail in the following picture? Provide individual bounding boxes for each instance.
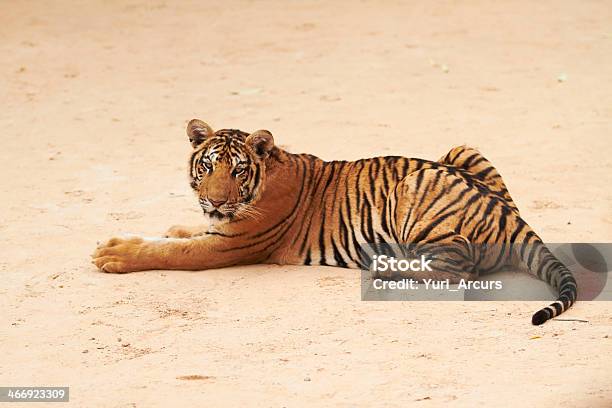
[513,236,578,325]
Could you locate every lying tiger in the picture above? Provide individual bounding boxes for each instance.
[92,119,577,325]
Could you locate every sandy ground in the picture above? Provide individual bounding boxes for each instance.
[1,1,612,406]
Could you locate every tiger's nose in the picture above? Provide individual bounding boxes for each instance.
[208,198,227,208]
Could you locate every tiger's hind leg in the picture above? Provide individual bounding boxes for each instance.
[385,168,479,283]
[373,235,478,284]
[438,145,519,214]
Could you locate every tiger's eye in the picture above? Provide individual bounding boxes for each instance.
[233,164,247,177]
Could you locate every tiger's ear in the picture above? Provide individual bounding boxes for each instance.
[187,119,214,148]
[246,130,275,158]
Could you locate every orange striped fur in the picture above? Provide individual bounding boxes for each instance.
[93,120,577,325]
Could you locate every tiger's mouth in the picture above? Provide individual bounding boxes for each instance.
[201,201,259,222]
[202,206,235,220]
[208,209,233,219]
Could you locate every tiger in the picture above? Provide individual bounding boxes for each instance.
[92,119,578,325]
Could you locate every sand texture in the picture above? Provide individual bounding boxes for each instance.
[1,1,612,406]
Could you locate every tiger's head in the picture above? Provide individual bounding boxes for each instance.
[186,119,275,222]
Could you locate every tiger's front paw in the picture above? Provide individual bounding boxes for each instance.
[92,236,153,273]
